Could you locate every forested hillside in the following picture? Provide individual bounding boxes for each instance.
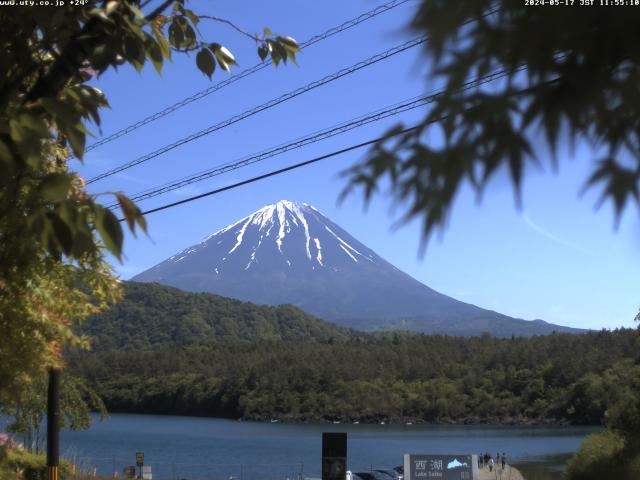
[80,282,358,350]
[69,329,640,425]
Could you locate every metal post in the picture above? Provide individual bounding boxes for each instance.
[47,368,61,480]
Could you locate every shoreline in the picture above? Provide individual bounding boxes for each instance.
[98,408,592,427]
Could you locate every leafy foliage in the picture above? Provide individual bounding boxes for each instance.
[0,374,106,454]
[566,429,640,480]
[0,449,73,480]
[0,0,298,399]
[343,0,640,248]
[80,282,358,350]
[69,328,640,424]
[1,0,299,264]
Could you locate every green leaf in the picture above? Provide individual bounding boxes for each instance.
[71,229,95,258]
[39,173,71,202]
[41,97,81,127]
[184,25,197,49]
[152,24,172,60]
[196,48,215,79]
[278,36,299,51]
[258,44,269,61]
[145,34,164,74]
[56,200,79,228]
[116,193,147,235]
[121,14,145,41]
[211,44,236,71]
[94,205,124,260]
[168,20,185,48]
[9,113,50,168]
[269,40,288,66]
[17,112,49,135]
[48,212,73,256]
[263,27,273,36]
[66,124,86,160]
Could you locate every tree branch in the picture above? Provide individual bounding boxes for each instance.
[198,15,261,42]
[144,0,175,21]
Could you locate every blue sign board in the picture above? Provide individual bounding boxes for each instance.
[403,454,478,480]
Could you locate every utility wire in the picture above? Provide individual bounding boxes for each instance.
[106,65,520,209]
[106,95,429,208]
[88,35,428,185]
[90,6,501,185]
[120,125,418,221]
[118,65,546,221]
[84,0,414,154]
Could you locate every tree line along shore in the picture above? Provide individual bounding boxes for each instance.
[68,327,640,425]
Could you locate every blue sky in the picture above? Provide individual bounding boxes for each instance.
[76,0,638,330]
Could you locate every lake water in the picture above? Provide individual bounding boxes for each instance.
[49,414,598,480]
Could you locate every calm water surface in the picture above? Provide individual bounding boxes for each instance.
[51,414,599,480]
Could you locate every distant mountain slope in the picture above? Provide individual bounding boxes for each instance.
[81,282,356,351]
[133,200,582,337]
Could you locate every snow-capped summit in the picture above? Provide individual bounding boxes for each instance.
[133,201,581,336]
[195,200,376,271]
[157,200,379,279]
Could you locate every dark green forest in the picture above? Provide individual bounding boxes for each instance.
[69,328,640,425]
[80,282,360,350]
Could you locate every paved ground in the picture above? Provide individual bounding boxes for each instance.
[478,465,525,480]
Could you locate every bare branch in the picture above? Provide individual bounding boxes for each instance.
[198,15,261,42]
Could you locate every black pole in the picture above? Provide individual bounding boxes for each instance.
[47,368,60,480]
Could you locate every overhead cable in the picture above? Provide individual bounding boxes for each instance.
[107,65,520,208]
[119,125,419,221]
[84,0,414,154]
[88,35,428,184]
[118,68,550,220]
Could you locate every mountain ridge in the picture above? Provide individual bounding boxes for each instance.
[81,281,358,351]
[133,200,582,337]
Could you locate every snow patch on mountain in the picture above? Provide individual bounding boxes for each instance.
[314,238,323,266]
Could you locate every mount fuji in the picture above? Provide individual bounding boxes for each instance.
[133,200,579,336]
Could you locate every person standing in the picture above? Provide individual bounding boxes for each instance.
[502,453,506,470]
[488,458,494,473]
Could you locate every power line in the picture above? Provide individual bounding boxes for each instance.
[84,0,414,154]
[90,6,502,185]
[87,35,428,184]
[106,65,519,209]
[120,125,419,221]
[118,67,548,221]
[106,95,429,208]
